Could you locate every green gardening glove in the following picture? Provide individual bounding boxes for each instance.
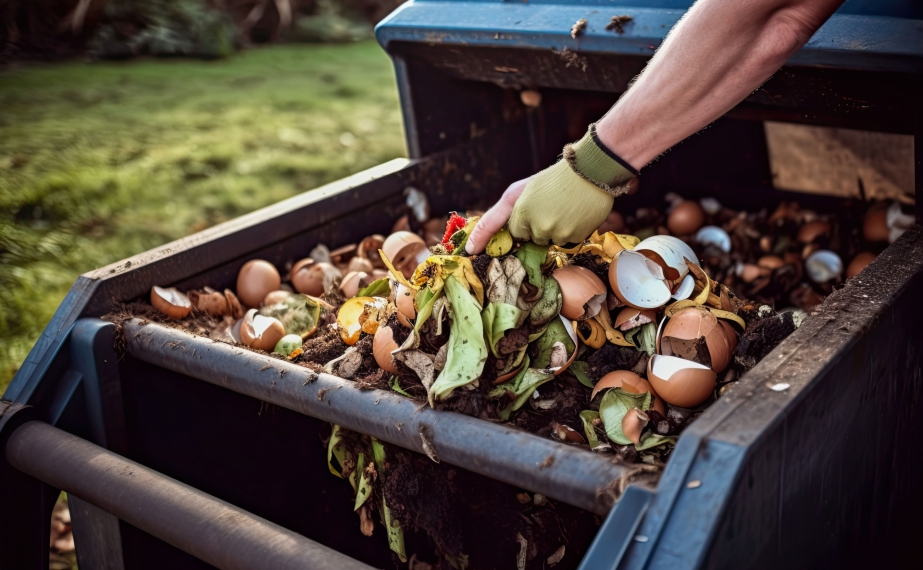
[508,123,638,245]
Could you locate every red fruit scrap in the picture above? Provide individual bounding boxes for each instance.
[441,213,467,251]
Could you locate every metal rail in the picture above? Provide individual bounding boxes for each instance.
[5,421,373,570]
[123,320,626,515]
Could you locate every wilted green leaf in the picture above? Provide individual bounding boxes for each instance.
[390,375,412,397]
[625,322,657,355]
[599,388,652,445]
[568,361,594,388]
[493,361,555,420]
[429,276,488,403]
[635,433,677,451]
[371,439,406,563]
[529,275,562,327]
[327,424,350,480]
[357,278,391,298]
[532,318,575,369]
[414,287,439,332]
[482,302,527,357]
[515,242,548,290]
[579,410,600,448]
[353,452,372,510]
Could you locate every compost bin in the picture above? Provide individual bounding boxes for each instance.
[2,1,923,569]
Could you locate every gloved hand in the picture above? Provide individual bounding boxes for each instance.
[466,124,637,253]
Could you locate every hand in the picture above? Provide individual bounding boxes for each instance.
[466,124,636,253]
[465,178,528,254]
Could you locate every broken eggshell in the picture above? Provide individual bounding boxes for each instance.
[622,408,650,446]
[797,220,830,244]
[695,226,731,253]
[382,231,428,279]
[189,289,229,317]
[372,325,400,374]
[609,250,672,309]
[804,250,843,284]
[659,306,731,372]
[394,283,416,328]
[590,370,666,415]
[291,260,341,297]
[635,235,698,282]
[552,422,586,444]
[614,307,656,331]
[846,252,877,278]
[239,309,286,352]
[554,265,607,320]
[549,317,579,376]
[151,286,192,319]
[647,354,717,408]
[339,270,375,298]
[236,260,281,308]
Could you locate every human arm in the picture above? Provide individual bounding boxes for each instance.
[466,0,844,254]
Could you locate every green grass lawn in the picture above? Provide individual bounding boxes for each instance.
[0,41,406,393]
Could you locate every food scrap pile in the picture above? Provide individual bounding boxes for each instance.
[126,189,912,568]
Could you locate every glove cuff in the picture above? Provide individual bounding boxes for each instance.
[563,123,639,197]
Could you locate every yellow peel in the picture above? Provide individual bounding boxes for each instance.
[575,319,606,349]
[337,296,376,345]
[706,307,747,330]
[486,228,514,257]
[379,249,417,290]
[593,308,633,347]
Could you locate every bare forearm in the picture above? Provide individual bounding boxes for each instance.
[597,0,842,169]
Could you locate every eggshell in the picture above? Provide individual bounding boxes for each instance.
[695,226,732,253]
[609,250,672,309]
[552,422,586,444]
[339,271,370,298]
[190,290,229,317]
[348,256,374,275]
[863,208,889,242]
[739,264,765,283]
[635,235,698,281]
[672,274,696,301]
[292,261,340,296]
[151,286,192,319]
[329,243,358,266]
[239,309,286,352]
[647,355,716,408]
[590,371,666,415]
[614,307,656,331]
[551,318,580,376]
[622,408,649,445]
[357,235,386,268]
[797,221,831,244]
[372,325,399,374]
[224,289,244,319]
[757,255,785,270]
[237,260,281,308]
[395,284,416,328]
[383,231,428,279]
[846,252,877,278]
[667,201,705,235]
[660,306,731,373]
[554,266,607,320]
[805,250,843,283]
[719,319,738,356]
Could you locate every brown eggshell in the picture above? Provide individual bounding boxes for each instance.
[863,209,889,242]
[647,355,716,408]
[591,371,666,415]
[329,244,358,265]
[391,214,411,234]
[340,271,369,298]
[719,320,738,356]
[348,256,374,275]
[292,261,339,297]
[846,252,877,277]
[224,289,244,319]
[372,325,399,374]
[554,265,607,320]
[151,286,192,319]
[383,231,428,279]
[239,309,286,352]
[757,255,785,270]
[237,260,281,308]
[357,235,386,268]
[262,290,292,307]
[740,264,765,283]
[667,201,706,235]
[661,306,730,373]
[797,220,831,244]
[552,422,586,444]
[190,290,229,317]
[622,408,650,445]
[614,307,656,330]
[609,250,672,309]
[395,284,416,328]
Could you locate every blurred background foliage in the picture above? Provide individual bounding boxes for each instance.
[0,0,406,392]
[1,0,403,60]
